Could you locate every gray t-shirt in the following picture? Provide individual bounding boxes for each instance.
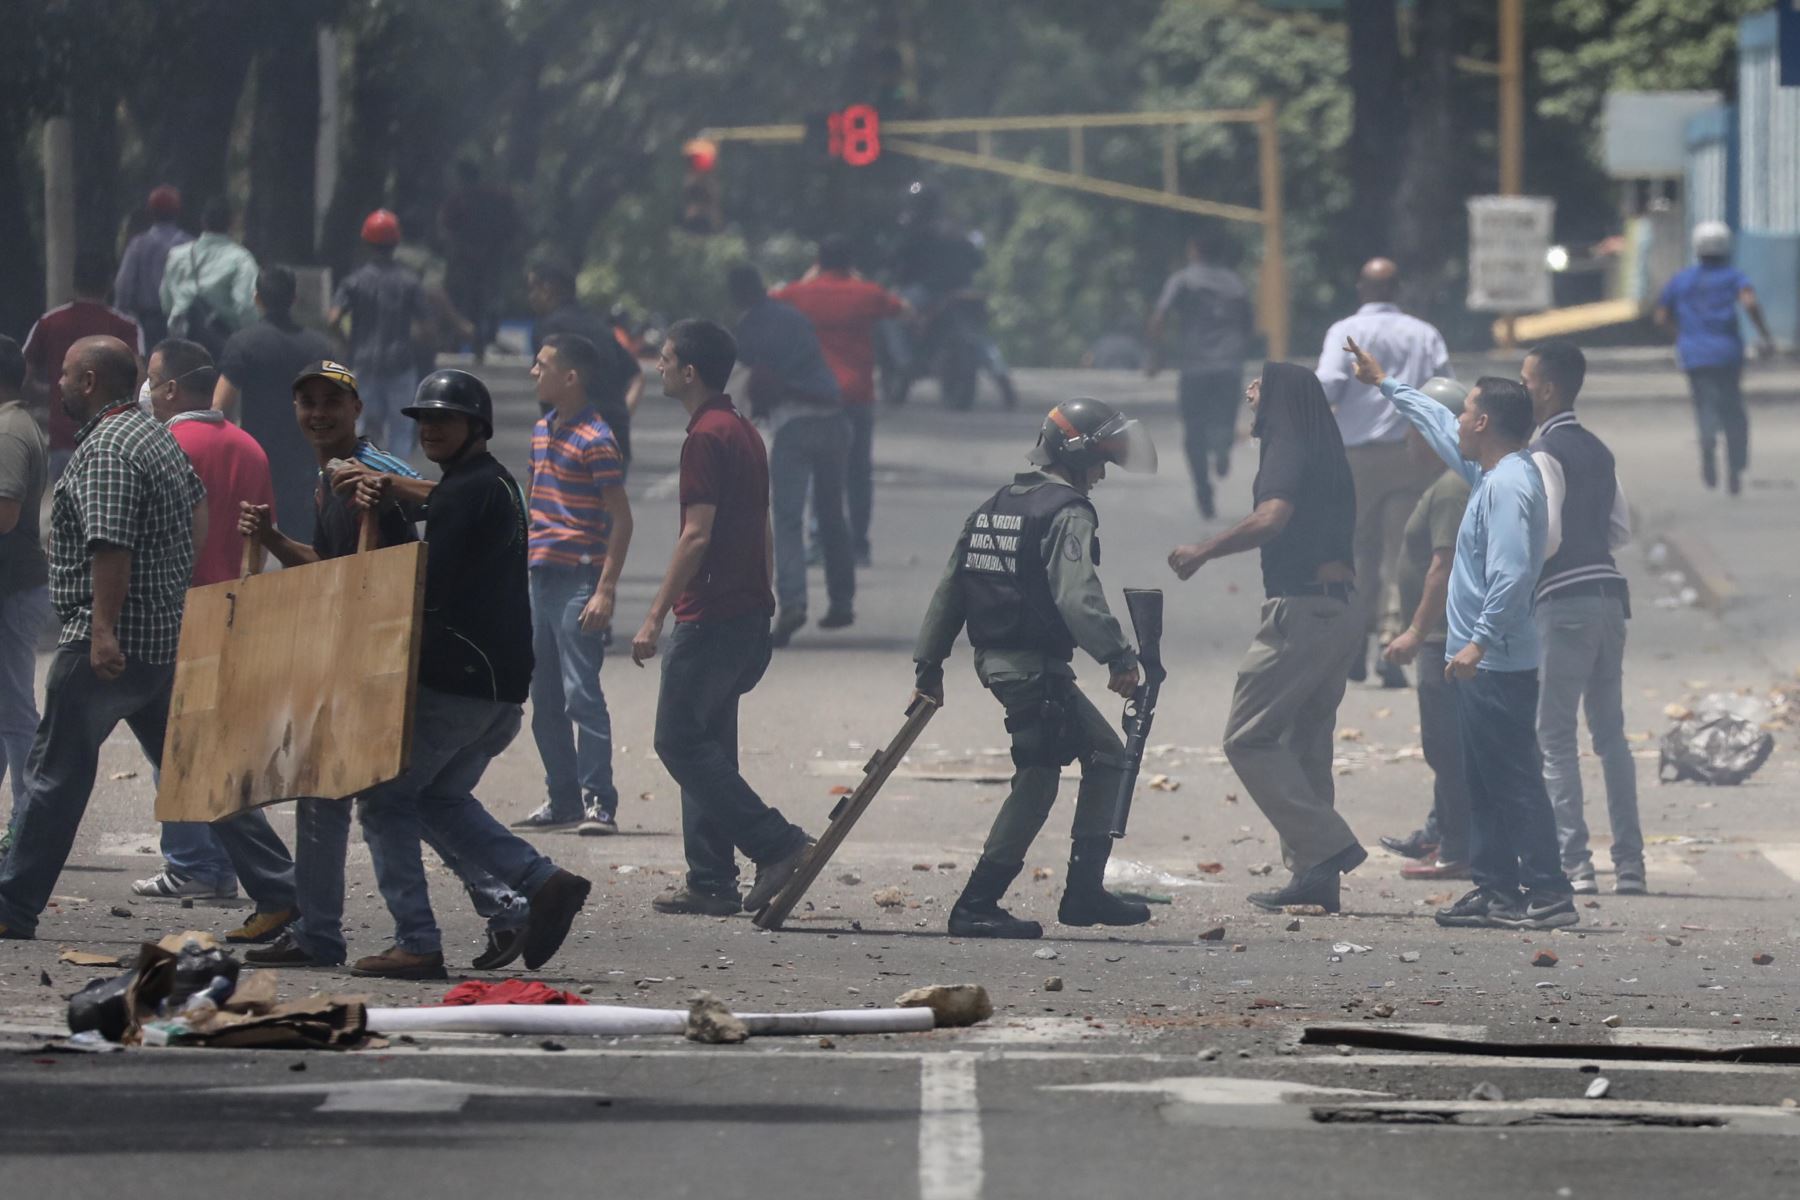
[332,259,427,376]
[1153,263,1252,372]
[0,401,49,595]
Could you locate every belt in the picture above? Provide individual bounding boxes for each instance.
[1541,576,1631,618]
[1542,577,1628,600]
[1271,582,1354,601]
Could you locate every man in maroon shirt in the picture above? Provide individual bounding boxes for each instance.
[771,235,909,565]
[23,251,144,479]
[631,319,813,916]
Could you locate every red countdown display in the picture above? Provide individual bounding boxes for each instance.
[826,105,882,167]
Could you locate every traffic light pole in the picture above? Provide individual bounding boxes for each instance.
[699,106,1291,360]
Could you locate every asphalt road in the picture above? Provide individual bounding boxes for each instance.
[4,356,1800,1198]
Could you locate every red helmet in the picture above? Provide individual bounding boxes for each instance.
[147,185,181,219]
[361,208,402,246]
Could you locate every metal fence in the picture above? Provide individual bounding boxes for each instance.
[1741,11,1800,236]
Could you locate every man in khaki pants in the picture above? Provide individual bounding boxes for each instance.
[1315,259,1450,688]
[1169,362,1365,913]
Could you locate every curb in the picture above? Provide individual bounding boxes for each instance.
[1654,527,1740,614]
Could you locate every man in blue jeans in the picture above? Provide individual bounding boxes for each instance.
[1654,221,1777,495]
[1523,341,1644,895]
[330,209,427,461]
[239,360,530,973]
[729,264,855,646]
[512,334,633,836]
[1346,337,1577,932]
[632,319,813,916]
[339,369,590,978]
[0,336,296,942]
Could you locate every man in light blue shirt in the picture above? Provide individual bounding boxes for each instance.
[1345,337,1576,934]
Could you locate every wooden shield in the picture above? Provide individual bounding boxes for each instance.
[155,540,426,822]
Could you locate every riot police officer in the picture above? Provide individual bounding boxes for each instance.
[914,398,1156,938]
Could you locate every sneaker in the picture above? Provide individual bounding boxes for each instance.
[818,607,855,630]
[1613,866,1648,895]
[772,609,807,648]
[577,810,618,837]
[745,837,816,912]
[1492,891,1581,931]
[1435,887,1524,928]
[132,869,238,900]
[652,886,744,916]
[522,869,592,970]
[1568,865,1598,895]
[244,931,330,967]
[351,946,448,981]
[0,921,28,940]
[1400,858,1472,881]
[471,926,526,972]
[510,804,584,833]
[225,906,298,944]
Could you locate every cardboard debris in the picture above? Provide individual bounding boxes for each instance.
[58,950,130,968]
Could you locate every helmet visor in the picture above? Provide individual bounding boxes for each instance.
[1094,415,1158,474]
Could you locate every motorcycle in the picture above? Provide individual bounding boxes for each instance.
[878,289,1016,411]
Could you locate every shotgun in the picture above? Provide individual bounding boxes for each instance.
[1109,588,1166,838]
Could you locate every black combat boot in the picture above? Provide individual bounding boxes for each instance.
[1057,838,1151,927]
[948,858,1043,939]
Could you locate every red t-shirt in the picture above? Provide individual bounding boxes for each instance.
[770,273,905,406]
[169,414,276,586]
[22,301,145,452]
[673,395,774,624]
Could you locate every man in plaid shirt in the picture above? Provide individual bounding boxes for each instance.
[0,335,297,940]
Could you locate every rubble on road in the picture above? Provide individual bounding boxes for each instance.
[896,984,992,1026]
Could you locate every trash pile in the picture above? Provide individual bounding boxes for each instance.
[66,931,365,1050]
[1660,692,1777,786]
[60,936,990,1051]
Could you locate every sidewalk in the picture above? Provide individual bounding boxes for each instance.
[1587,399,1800,675]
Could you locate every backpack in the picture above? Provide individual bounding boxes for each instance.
[169,243,236,358]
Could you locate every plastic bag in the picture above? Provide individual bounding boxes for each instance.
[1660,694,1775,786]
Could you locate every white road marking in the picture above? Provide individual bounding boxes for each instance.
[1757,844,1800,883]
[918,1052,983,1200]
[204,1077,595,1114]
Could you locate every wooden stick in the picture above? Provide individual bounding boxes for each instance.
[752,693,940,931]
[240,533,258,578]
[357,508,379,554]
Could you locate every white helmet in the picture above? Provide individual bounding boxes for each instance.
[1692,220,1732,259]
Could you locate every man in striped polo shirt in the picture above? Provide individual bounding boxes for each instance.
[1522,341,1643,896]
[514,334,634,835]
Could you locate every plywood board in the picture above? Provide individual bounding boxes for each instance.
[155,542,426,822]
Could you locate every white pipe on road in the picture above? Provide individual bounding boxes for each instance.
[367,1004,937,1038]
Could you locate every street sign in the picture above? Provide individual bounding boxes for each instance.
[1467,195,1555,313]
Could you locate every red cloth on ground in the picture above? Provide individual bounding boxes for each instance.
[440,979,589,1006]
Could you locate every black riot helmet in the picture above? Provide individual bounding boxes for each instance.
[404,369,494,440]
[1027,397,1157,476]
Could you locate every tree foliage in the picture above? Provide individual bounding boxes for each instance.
[0,0,1778,361]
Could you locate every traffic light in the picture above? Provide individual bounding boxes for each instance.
[679,138,721,234]
[804,106,883,167]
